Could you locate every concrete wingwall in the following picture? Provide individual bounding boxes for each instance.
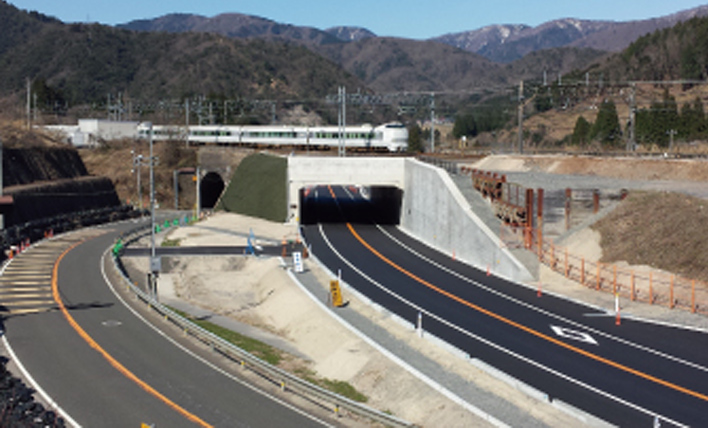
[401,159,533,283]
[287,156,531,283]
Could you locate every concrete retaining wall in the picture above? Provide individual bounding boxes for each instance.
[4,177,121,227]
[401,159,532,283]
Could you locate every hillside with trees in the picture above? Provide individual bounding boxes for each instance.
[586,16,708,83]
[0,1,364,123]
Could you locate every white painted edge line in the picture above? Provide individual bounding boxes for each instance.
[376,223,708,375]
[469,358,550,403]
[0,251,82,428]
[310,222,688,427]
[0,335,82,428]
[100,247,334,427]
[285,268,511,428]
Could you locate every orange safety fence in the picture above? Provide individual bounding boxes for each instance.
[501,224,708,316]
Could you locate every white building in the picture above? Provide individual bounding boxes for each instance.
[41,119,139,147]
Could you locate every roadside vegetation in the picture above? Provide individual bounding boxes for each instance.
[169,307,368,402]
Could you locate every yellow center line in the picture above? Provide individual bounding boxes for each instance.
[52,240,213,427]
[345,222,708,403]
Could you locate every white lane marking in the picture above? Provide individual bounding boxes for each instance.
[100,247,333,427]
[0,254,82,428]
[550,326,598,346]
[375,224,708,374]
[314,223,688,427]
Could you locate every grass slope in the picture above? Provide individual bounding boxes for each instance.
[217,153,287,222]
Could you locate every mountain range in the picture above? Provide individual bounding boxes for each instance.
[119,5,708,63]
[2,0,708,123]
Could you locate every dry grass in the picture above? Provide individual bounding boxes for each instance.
[80,139,199,207]
[0,122,63,148]
[594,191,708,282]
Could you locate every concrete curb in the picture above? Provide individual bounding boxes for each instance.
[285,267,511,428]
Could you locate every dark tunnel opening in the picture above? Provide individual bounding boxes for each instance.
[200,172,225,209]
[299,185,402,225]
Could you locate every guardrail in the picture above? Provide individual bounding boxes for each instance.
[111,225,412,428]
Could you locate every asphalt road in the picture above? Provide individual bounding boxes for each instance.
[0,220,328,428]
[302,185,708,427]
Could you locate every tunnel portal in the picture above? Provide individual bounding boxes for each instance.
[200,172,226,209]
[299,185,402,225]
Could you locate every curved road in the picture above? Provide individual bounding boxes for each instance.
[0,220,328,427]
[303,185,708,427]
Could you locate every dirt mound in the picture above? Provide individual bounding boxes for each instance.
[594,191,708,281]
[0,122,63,148]
[473,154,708,182]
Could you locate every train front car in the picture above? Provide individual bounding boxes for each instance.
[377,122,408,152]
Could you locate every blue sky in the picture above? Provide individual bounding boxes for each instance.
[8,0,708,39]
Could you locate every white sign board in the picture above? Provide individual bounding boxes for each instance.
[293,252,303,273]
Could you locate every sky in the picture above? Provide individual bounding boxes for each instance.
[8,0,708,39]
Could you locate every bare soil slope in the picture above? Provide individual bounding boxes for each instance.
[594,191,708,281]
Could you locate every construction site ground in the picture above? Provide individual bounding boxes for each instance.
[124,154,708,427]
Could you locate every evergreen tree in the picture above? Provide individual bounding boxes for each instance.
[647,90,679,147]
[407,123,424,153]
[680,97,706,141]
[452,114,477,139]
[592,100,621,147]
[635,109,652,144]
[571,116,592,146]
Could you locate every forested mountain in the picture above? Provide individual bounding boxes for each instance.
[0,1,363,109]
[312,37,508,92]
[118,12,342,47]
[585,15,708,82]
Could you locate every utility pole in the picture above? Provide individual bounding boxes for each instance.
[518,81,524,154]
[174,170,179,210]
[131,151,146,211]
[26,78,31,130]
[627,83,636,152]
[148,123,160,300]
[338,86,346,157]
[149,122,156,261]
[430,93,435,153]
[668,129,677,152]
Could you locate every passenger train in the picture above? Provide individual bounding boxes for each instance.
[137,122,409,152]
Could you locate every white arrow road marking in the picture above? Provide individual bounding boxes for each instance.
[551,325,599,345]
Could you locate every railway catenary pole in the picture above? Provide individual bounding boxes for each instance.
[338,86,346,157]
[148,122,160,299]
[627,83,636,152]
[430,93,435,153]
[518,80,524,154]
[26,78,31,130]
